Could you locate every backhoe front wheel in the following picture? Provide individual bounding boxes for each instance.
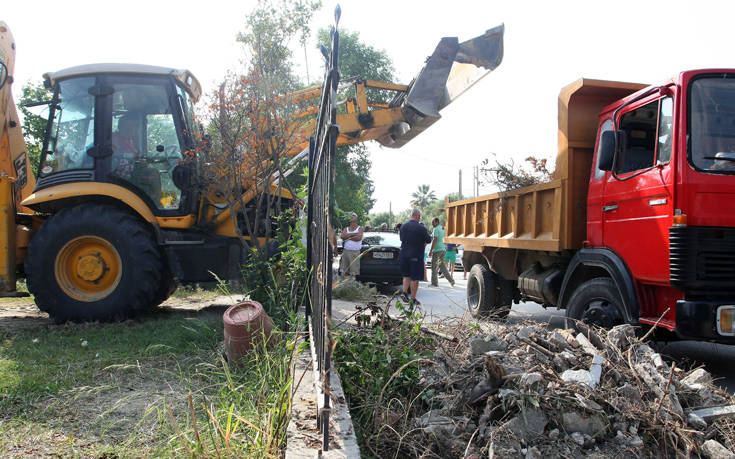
[26,204,162,322]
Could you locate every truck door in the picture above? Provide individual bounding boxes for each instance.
[602,95,675,284]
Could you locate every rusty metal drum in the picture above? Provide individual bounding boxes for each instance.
[223,301,274,364]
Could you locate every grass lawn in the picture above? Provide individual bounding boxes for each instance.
[0,302,301,457]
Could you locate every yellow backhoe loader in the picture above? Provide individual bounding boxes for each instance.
[0,20,503,322]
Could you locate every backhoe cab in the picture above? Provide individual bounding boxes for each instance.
[33,64,202,214]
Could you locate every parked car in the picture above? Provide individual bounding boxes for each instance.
[355,232,402,286]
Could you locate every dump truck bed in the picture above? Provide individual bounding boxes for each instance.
[445,78,647,253]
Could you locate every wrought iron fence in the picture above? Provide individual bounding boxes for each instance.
[307,6,340,451]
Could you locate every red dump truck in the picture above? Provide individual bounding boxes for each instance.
[446,70,735,342]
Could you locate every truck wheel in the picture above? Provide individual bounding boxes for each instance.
[467,264,509,319]
[565,277,625,328]
[26,204,162,322]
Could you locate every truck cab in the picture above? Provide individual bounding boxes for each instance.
[590,70,735,341]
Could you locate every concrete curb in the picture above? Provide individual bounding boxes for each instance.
[286,313,359,458]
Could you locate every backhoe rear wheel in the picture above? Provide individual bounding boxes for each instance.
[26,204,162,322]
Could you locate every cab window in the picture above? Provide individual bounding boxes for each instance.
[616,96,672,173]
[111,82,183,210]
[42,77,95,175]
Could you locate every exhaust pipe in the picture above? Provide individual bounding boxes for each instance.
[378,24,504,148]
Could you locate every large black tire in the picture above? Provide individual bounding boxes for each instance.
[26,204,162,322]
[466,264,510,319]
[565,277,626,329]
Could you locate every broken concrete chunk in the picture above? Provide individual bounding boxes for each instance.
[520,372,543,388]
[561,369,599,388]
[549,331,571,351]
[575,333,599,355]
[617,383,643,403]
[606,324,637,350]
[690,405,735,423]
[525,446,542,459]
[517,326,536,340]
[687,412,708,430]
[701,439,735,459]
[506,408,548,443]
[469,334,508,355]
[682,368,713,387]
[562,411,607,438]
[548,428,560,440]
[557,328,579,345]
[570,431,585,446]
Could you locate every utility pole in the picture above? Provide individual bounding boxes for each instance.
[459,169,463,199]
[389,202,393,227]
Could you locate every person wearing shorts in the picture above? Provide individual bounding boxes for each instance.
[340,212,363,278]
[445,243,458,273]
[399,209,432,304]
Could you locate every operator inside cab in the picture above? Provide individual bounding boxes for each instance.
[111,115,162,202]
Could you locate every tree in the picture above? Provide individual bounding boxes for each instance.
[316,28,395,223]
[18,81,53,176]
[201,0,320,263]
[410,184,437,209]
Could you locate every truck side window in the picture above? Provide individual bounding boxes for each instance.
[595,119,613,179]
[656,97,673,164]
[617,100,658,173]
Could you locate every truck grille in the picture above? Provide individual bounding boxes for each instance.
[670,226,735,295]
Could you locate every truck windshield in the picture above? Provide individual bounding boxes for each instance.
[689,76,735,173]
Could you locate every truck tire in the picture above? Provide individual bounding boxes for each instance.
[467,264,509,319]
[26,204,162,322]
[565,277,625,328]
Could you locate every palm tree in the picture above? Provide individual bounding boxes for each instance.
[411,184,437,209]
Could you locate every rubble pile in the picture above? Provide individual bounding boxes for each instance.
[411,321,735,458]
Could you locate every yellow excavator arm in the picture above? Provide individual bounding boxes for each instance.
[285,24,505,156]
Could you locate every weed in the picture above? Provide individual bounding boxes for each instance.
[333,302,436,456]
[332,278,376,301]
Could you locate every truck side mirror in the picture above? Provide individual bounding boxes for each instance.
[598,130,624,171]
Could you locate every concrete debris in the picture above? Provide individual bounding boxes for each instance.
[520,372,543,388]
[561,368,599,388]
[687,412,708,430]
[561,411,607,438]
[469,334,508,355]
[407,320,735,457]
[505,408,547,442]
[606,324,637,350]
[682,368,713,387]
[690,405,735,423]
[701,439,735,459]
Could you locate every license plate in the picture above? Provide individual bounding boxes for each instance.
[373,252,394,259]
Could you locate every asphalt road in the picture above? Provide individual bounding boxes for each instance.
[356,275,735,394]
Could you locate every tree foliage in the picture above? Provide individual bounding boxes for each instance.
[480,154,553,192]
[410,184,437,210]
[200,0,320,262]
[18,81,52,177]
[316,28,395,226]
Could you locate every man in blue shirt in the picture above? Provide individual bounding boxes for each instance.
[399,209,432,304]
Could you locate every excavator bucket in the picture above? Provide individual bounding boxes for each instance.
[378,24,504,148]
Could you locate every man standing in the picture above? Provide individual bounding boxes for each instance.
[399,209,432,304]
[430,217,455,287]
[340,212,363,279]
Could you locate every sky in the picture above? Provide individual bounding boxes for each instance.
[4,0,735,214]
